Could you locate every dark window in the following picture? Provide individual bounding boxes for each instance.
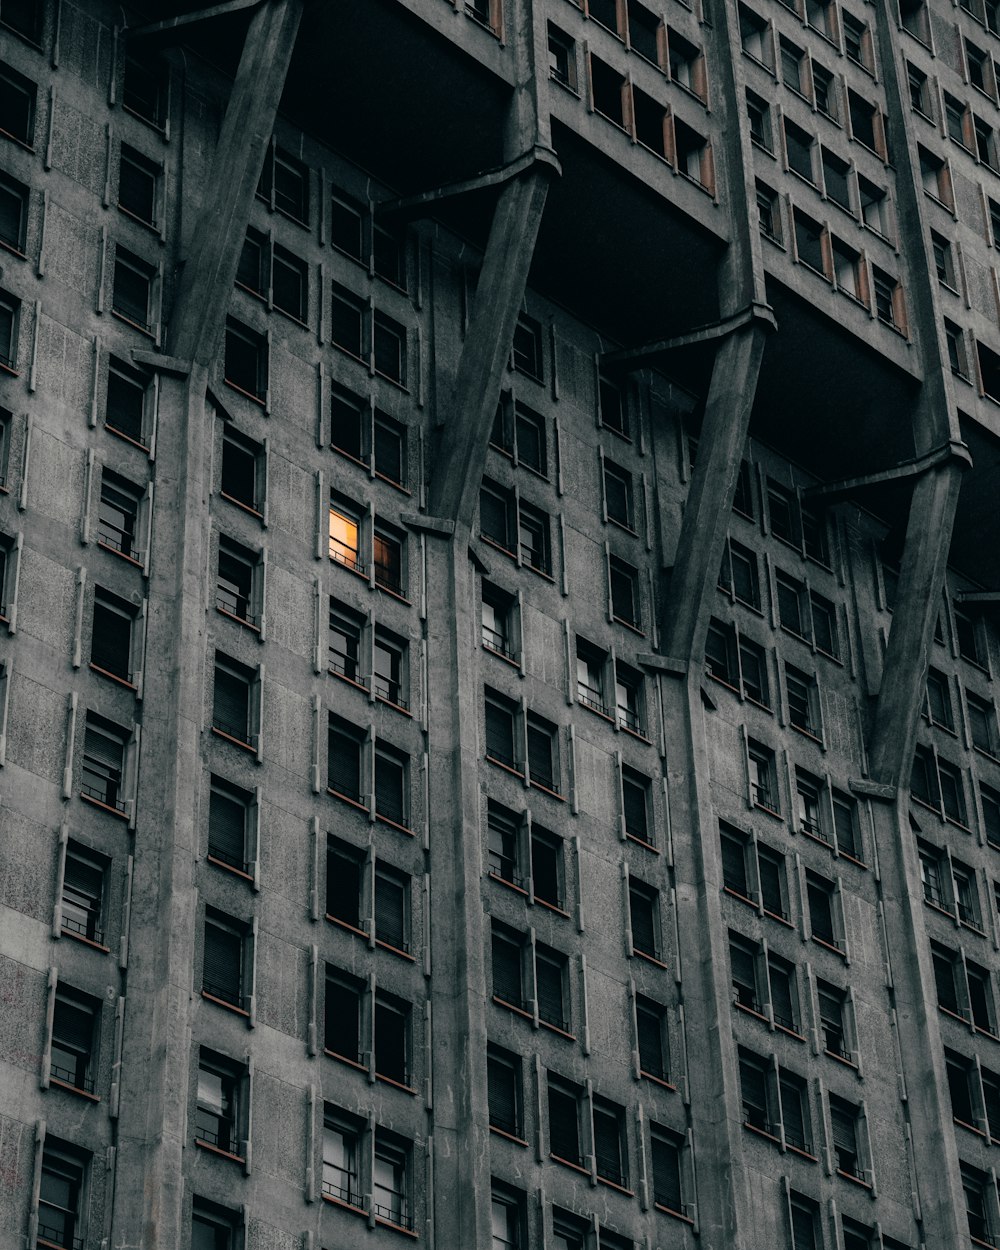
[872,266,904,329]
[817,979,851,1060]
[217,537,258,628]
[599,373,628,436]
[925,667,953,729]
[968,691,998,756]
[98,472,142,562]
[374,742,408,826]
[208,777,250,874]
[330,195,363,258]
[576,638,609,716]
[373,311,406,385]
[531,827,562,909]
[272,244,308,321]
[1,0,43,42]
[118,145,158,226]
[487,801,520,884]
[482,582,516,660]
[259,145,309,223]
[730,933,761,1012]
[105,359,149,445]
[829,1094,862,1178]
[807,872,839,948]
[325,969,363,1062]
[512,314,543,381]
[526,712,558,791]
[82,713,127,812]
[0,170,28,251]
[191,1200,237,1250]
[748,740,778,813]
[593,1097,628,1186]
[721,826,750,898]
[224,321,267,401]
[514,403,546,475]
[0,63,36,145]
[374,412,406,486]
[38,1143,85,1250]
[212,654,254,748]
[373,221,406,288]
[195,1049,242,1155]
[91,588,134,683]
[740,5,772,65]
[374,863,409,952]
[967,960,996,1032]
[51,986,97,1093]
[739,1048,773,1134]
[62,844,107,945]
[720,538,760,607]
[485,689,518,770]
[822,148,851,212]
[374,627,407,709]
[786,664,818,736]
[629,880,660,960]
[202,909,246,1009]
[794,210,825,275]
[757,845,787,919]
[535,944,568,1031]
[628,0,661,60]
[784,119,815,182]
[622,768,652,847]
[780,36,806,94]
[374,992,409,1085]
[491,923,524,1009]
[547,1077,582,1165]
[481,480,514,551]
[604,459,633,528]
[123,52,166,127]
[330,384,365,460]
[769,953,798,1032]
[591,56,626,127]
[636,996,669,1080]
[964,1164,994,1247]
[610,557,640,628]
[221,427,264,515]
[331,284,364,358]
[112,248,153,331]
[832,790,861,859]
[779,1071,810,1152]
[651,1128,683,1213]
[955,606,985,667]
[747,88,772,149]
[790,1195,819,1250]
[0,289,19,370]
[326,838,363,928]
[328,716,363,802]
[548,23,577,88]
[518,502,550,575]
[616,663,644,734]
[487,1045,522,1137]
[858,176,888,235]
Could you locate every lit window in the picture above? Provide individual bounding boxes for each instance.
[328,504,361,573]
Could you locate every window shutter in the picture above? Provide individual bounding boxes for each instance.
[651,1135,682,1210]
[730,945,756,998]
[209,791,245,866]
[636,1008,664,1077]
[52,998,92,1052]
[63,856,102,907]
[374,753,405,825]
[487,1060,517,1134]
[535,954,565,1028]
[374,872,406,950]
[779,1077,806,1148]
[485,703,515,767]
[91,607,131,675]
[328,728,361,801]
[491,936,522,1006]
[830,1102,856,1153]
[84,724,123,769]
[592,1107,623,1182]
[204,922,242,1005]
[526,724,553,788]
[213,669,249,739]
[630,891,657,958]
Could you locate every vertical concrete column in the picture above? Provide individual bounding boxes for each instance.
[109,4,302,1246]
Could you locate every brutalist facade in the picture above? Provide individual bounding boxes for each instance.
[3,0,1000,1248]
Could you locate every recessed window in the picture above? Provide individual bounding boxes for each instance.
[780,36,807,96]
[492,921,526,1009]
[328,499,362,573]
[488,1045,523,1138]
[0,289,19,371]
[322,1109,362,1207]
[258,144,309,224]
[807,871,842,950]
[217,536,260,629]
[221,426,265,516]
[330,195,363,259]
[604,458,634,529]
[487,800,520,884]
[784,119,815,183]
[547,25,578,94]
[272,244,309,321]
[224,320,268,402]
[945,319,969,378]
[0,170,28,253]
[610,556,641,629]
[118,145,159,227]
[374,740,408,827]
[633,86,668,158]
[526,711,559,792]
[195,1048,244,1157]
[829,1094,864,1180]
[636,995,669,1080]
[599,372,629,436]
[51,984,98,1093]
[548,1075,584,1166]
[62,843,107,946]
[331,283,364,358]
[730,931,762,1013]
[373,220,406,288]
[756,182,782,243]
[651,1127,685,1214]
[786,663,819,737]
[208,775,251,874]
[719,537,760,608]
[106,357,151,447]
[0,63,37,146]
[212,653,257,749]
[374,990,410,1086]
[81,712,128,813]
[593,1096,629,1187]
[123,51,167,127]
[485,688,519,771]
[91,587,136,685]
[325,967,364,1062]
[98,471,143,563]
[794,210,825,276]
[373,1131,411,1231]
[512,313,543,381]
[591,55,627,128]
[739,5,772,66]
[908,62,931,117]
[858,176,889,236]
[668,28,706,99]
[373,310,406,385]
[202,908,248,1011]
[491,1181,527,1248]
[622,765,653,844]
[374,521,405,595]
[374,862,409,952]
[849,91,882,156]
[674,117,713,189]
[746,88,772,150]
[616,661,644,734]
[1,0,44,43]
[748,739,779,813]
[518,501,551,575]
[629,879,661,961]
[191,1199,238,1250]
[482,581,517,661]
[842,11,872,68]
[577,637,609,716]
[38,1140,87,1250]
[536,943,569,1031]
[374,625,408,710]
[112,247,154,332]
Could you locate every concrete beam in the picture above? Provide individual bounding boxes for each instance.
[804,438,970,501]
[167,0,304,366]
[601,300,775,368]
[377,144,560,219]
[126,0,264,40]
[426,163,556,528]
[659,321,769,667]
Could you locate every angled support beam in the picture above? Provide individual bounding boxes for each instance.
[955,589,1000,604]
[426,163,558,528]
[377,144,560,220]
[804,437,971,500]
[658,321,772,666]
[601,299,775,368]
[167,0,304,366]
[125,0,265,40]
[870,461,965,785]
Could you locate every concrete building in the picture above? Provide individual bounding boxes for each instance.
[3,0,1000,1247]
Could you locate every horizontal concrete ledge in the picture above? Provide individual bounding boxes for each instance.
[400,513,456,537]
[849,778,897,801]
[637,653,687,675]
[131,350,191,378]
